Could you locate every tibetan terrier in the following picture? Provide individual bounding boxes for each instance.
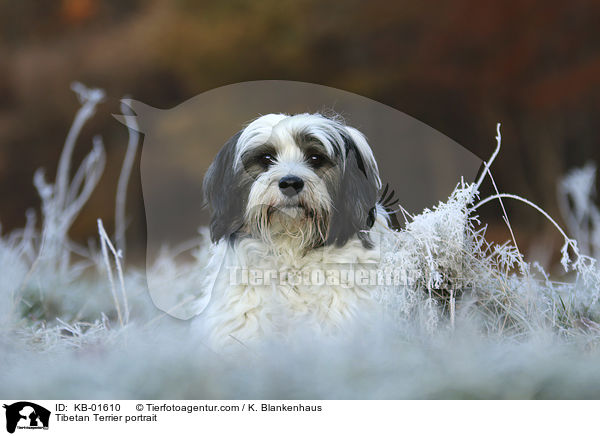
[196,113,395,349]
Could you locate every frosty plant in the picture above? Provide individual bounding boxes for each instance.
[98,218,129,326]
[558,163,600,260]
[114,99,139,258]
[30,82,106,279]
[375,123,600,336]
[4,82,600,350]
[4,82,600,399]
[12,82,138,328]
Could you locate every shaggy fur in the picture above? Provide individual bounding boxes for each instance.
[196,113,393,349]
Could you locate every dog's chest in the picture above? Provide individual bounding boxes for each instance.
[203,237,380,344]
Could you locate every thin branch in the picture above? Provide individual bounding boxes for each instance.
[56,83,105,210]
[474,123,502,192]
[486,169,527,274]
[114,99,140,257]
[63,136,106,226]
[471,193,579,270]
[98,218,129,326]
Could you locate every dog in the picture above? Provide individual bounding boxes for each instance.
[196,113,395,349]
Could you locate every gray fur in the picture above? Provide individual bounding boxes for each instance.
[326,132,379,248]
[203,131,250,243]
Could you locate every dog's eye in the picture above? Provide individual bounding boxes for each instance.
[259,153,276,167]
[307,154,326,168]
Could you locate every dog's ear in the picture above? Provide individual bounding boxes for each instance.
[203,131,246,243]
[327,127,381,248]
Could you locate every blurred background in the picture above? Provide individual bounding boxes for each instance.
[0,0,599,266]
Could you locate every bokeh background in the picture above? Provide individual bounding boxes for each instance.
[1,0,599,266]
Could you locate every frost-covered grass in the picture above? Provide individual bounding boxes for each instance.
[1,84,600,399]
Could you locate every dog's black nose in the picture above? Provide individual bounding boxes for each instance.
[279,175,304,196]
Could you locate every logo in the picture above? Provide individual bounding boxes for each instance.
[3,402,50,434]
[115,81,481,320]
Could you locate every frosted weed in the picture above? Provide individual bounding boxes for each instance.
[1,86,600,399]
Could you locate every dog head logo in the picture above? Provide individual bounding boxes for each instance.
[114,80,481,320]
[3,402,50,433]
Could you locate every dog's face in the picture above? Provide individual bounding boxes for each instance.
[203,113,382,251]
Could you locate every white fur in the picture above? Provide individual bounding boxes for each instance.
[197,113,393,350]
[197,219,391,350]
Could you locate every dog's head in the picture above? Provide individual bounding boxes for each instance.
[203,113,382,251]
